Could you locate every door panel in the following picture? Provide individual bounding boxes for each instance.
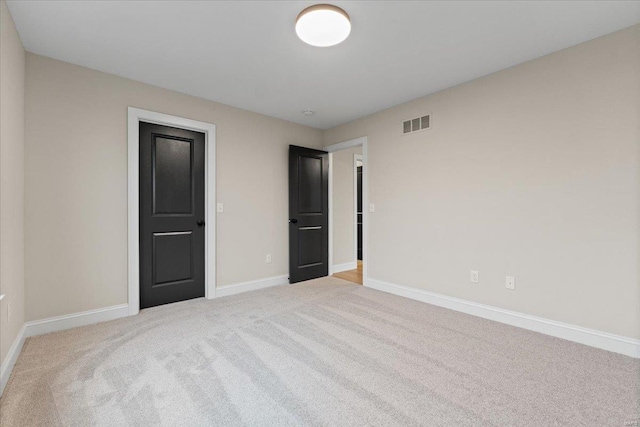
[140,122,205,309]
[153,231,193,286]
[153,137,193,215]
[298,227,323,266]
[298,156,323,213]
[289,145,329,283]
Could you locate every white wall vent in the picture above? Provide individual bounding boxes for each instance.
[402,114,431,135]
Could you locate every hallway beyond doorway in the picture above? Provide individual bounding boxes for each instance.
[332,260,363,284]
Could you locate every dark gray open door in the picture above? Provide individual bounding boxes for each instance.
[289,145,329,283]
[357,165,363,260]
[139,122,205,309]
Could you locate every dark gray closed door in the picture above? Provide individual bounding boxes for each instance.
[288,145,329,283]
[139,122,205,309]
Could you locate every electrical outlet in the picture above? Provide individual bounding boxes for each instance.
[506,276,516,290]
[369,203,375,213]
[470,270,479,283]
[266,254,272,264]
[7,303,11,322]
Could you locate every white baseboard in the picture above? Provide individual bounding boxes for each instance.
[366,278,640,359]
[332,261,357,274]
[0,275,288,395]
[24,304,130,338]
[0,324,26,397]
[216,275,288,298]
[0,303,129,396]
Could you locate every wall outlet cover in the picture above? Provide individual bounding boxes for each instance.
[471,270,479,283]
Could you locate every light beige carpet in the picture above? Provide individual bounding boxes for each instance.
[1,277,638,426]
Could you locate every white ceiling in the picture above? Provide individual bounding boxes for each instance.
[7,1,640,129]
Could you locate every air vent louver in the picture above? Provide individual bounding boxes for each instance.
[402,114,431,135]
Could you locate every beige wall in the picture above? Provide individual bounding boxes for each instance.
[11,20,640,342]
[324,25,640,339]
[332,146,362,266]
[0,0,25,365]
[24,54,323,321]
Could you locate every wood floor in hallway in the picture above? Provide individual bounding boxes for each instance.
[332,260,363,284]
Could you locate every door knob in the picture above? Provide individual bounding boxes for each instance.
[197,220,205,227]
[289,218,298,224]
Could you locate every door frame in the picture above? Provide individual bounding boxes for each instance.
[354,153,363,264]
[324,136,368,285]
[127,107,216,316]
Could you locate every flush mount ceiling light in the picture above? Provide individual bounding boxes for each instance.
[295,4,351,47]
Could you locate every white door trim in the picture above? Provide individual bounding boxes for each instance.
[354,153,363,265]
[127,107,216,316]
[323,137,368,285]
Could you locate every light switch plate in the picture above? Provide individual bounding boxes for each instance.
[369,203,375,213]
[217,203,224,213]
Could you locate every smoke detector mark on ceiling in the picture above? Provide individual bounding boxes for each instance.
[402,114,431,135]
